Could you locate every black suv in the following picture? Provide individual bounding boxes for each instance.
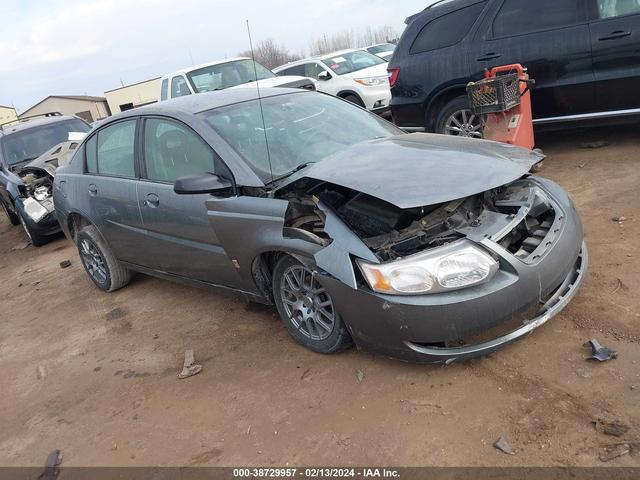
[389,0,640,135]
[0,114,90,245]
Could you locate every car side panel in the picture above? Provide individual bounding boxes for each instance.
[589,11,640,111]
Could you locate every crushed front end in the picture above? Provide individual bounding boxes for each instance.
[279,174,587,364]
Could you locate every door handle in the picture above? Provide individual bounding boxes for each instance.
[88,184,98,196]
[598,30,631,41]
[477,53,501,62]
[143,193,160,208]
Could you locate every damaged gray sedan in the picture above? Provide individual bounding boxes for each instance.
[53,88,587,364]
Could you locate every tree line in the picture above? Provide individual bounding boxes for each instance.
[237,25,398,69]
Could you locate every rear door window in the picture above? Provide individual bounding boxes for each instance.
[597,0,640,18]
[171,76,191,98]
[95,120,136,177]
[493,0,583,37]
[304,62,327,80]
[160,79,169,101]
[410,2,486,54]
[277,65,305,76]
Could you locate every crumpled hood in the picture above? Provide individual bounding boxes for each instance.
[300,133,544,209]
[22,141,78,178]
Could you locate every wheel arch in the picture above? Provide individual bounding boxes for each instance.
[250,250,316,303]
[425,85,469,132]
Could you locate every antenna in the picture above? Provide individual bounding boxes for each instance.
[246,19,274,183]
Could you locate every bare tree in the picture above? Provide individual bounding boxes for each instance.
[308,25,398,56]
[238,38,302,69]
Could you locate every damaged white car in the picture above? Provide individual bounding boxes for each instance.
[0,114,90,245]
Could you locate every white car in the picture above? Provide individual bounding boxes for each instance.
[159,57,315,101]
[365,43,396,62]
[273,49,391,115]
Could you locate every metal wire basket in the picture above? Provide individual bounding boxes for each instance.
[466,73,520,115]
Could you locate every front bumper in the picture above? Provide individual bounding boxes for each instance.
[317,178,587,364]
[16,198,61,236]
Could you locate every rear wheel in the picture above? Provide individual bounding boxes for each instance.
[273,255,352,354]
[435,95,483,138]
[76,225,131,292]
[1,199,20,226]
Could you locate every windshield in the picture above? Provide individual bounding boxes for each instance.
[204,92,403,182]
[367,44,395,55]
[321,50,385,75]
[187,59,276,93]
[1,118,90,166]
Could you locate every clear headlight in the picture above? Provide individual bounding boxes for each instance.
[357,240,499,295]
[354,76,388,86]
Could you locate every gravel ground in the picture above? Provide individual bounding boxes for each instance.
[0,126,638,467]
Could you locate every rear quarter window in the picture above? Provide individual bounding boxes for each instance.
[410,2,487,54]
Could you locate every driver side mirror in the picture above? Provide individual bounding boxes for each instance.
[318,71,332,81]
[174,173,233,195]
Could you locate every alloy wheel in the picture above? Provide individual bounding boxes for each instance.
[280,265,336,341]
[80,238,108,286]
[444,109,483,138]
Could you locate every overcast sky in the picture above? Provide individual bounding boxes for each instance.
[0,0,435,112]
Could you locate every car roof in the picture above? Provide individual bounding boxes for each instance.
[405,0,484,24]
[273,49,361,71]
[365,43,395,49]
[0,115,80,137]
[161,57,252,79]
[99,87,309,124]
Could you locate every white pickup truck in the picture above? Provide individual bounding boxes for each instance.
[159,57,315,101]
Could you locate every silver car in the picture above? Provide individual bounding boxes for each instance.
[54,88,587,364]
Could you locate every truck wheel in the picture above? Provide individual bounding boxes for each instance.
[1,199,20,226]
[273,255,352,354]
[435,95,483,138]
[76,225,131,292]
[342,94,365,108]
[17,207,48,246]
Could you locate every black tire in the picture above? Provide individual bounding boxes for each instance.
[272,255,352,354]
[342,94,365,108]
[76,225,131,292]
[434,94,483,138]
[17,207,48,247]
[1,198,20,226]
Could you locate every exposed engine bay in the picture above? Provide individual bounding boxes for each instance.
[17,141,78,223]
[279,177,557,263]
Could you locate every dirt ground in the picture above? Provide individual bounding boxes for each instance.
[0,125,638,467]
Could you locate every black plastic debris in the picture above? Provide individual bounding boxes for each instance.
[594,419,630,437]
[59,260,72,269]
[584,339,618,362]
[493,437,515,455]
[40,449,62,480]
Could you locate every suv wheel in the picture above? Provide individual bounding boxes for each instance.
[273,255,352,354]
[1,199,20,226]
[342,94,365,108]
[435,95,483,138]
[76,225,131,292]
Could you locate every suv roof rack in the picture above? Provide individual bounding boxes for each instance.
[0,111,63,130]
[427,0,456,8]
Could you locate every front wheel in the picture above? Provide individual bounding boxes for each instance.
[1,199,20,226]
[342,94,365,108]
[17,208,48,246]
[435,95,483,138]
[272,255,352,354]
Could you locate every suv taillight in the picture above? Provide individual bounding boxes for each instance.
[387,67,400,88]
